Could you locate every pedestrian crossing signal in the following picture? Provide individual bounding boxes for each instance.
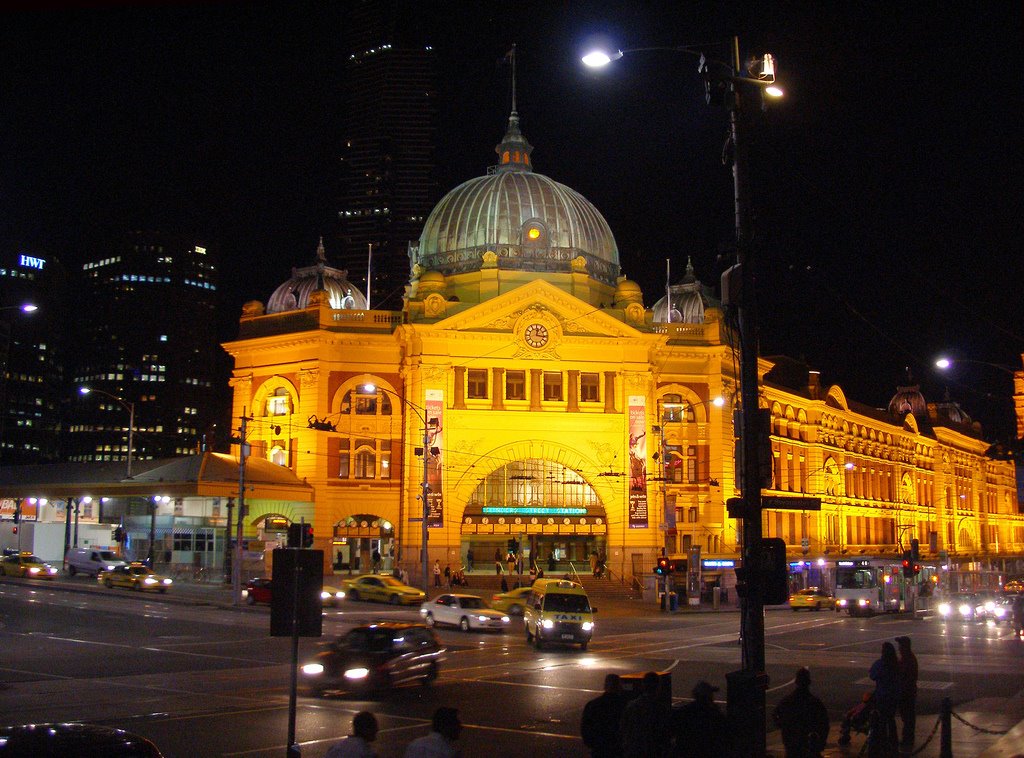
[655,556,670,576]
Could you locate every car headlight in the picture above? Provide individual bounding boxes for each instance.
[105,565,116,571]
[241,590,249,598]
[321,591,332,600]
[838,598,848,607]
[28,567,40,575]
[477,615,489,622]
[301,663,324,676]
[162,578,172,585]
[46,567,57,575]
[959,604,972,616]
[582,621,595,631]
[985,601,996,612]
[501,616,510,623]
[335,591,344,599]
[344,667,369,680]
[994,607,1007,618]
[542,619,554,629]
[939,602,952,616]
[858,598,868,606]
[144,577,158,585]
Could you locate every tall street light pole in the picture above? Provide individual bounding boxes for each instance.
[584,36,781,756]
[363,382,437,593]
[79,386,135,479]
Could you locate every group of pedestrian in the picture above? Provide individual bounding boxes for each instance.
[580,671,729,757]
[326,707,462,758]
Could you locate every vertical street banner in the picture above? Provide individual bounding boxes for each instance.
[627,395,648,529]
[425,389,444,528]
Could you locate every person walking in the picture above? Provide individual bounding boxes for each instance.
[895,636,918,749]
[868,641,900,757]
[466,548,474,572]
[404,706,462,757]
[325,711,378,758]
[443,563,451,589]
[581,673,627,758]
[433,560,441,588]
[670,680,728,757]
[494,548,502,575]
[772,667,829,758]
[371,549,381,573]
[620,671,672,757]
[589,551,599,577]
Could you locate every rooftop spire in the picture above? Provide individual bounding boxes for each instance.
[495,43,534,173]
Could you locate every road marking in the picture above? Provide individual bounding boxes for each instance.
[854,677,953,690]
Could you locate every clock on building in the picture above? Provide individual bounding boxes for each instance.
[524,323,549,348]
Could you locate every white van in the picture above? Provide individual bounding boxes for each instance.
[66,548,127,577]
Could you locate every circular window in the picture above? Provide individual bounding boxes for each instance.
[527,227,542,241]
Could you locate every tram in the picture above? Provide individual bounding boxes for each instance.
[832,557,940,616]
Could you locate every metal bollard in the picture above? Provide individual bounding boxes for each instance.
[713,586,721,610]
[940,696,952,758]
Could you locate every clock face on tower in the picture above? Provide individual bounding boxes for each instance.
[524,323,549,348]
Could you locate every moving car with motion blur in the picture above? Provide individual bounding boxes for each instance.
[0,552,58,579]
[490,586,534,615]
[98,562,172,593]
[789,587,835,611]
[937,591,997,622]
[300,622,444,696]
[321,583,346,607]
[420,593,510,632]
[524,579,596,650]
[242,577,273,604]
[342,574,426,605]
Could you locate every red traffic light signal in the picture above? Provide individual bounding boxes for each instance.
[301,523,314,548]
[912,563,921,576]
[655,556,670,576]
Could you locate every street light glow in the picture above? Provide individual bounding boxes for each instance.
[935,358,951,370]
[20,304,38,312]
[581,49,621,68]
[764,85,784,98]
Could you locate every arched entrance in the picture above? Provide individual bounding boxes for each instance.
[460,458,608,576]
[332,514,395,574]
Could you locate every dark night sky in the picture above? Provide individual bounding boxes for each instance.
[2,2,1022,440]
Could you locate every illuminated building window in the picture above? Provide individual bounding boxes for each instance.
[467,369,488,399]
[543,372,563,401]
[338,439,350,478]
[354,390,377,415]
[269,445,288,466]
[506,370,525,401]
[380,440,392,479]
[267,387,290,416]
[580,373,599,402]
[354,441,375,479]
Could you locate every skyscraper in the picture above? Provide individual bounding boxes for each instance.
[0,248,66,464]
[335,0,439,309]
[65,229,226,467]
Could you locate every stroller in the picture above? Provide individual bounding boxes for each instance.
[838,693,873,745]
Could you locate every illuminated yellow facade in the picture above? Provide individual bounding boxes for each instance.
[223,113,1024,586]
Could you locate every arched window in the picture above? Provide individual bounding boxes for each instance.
[267,387,290,416]
[354,443,376,479]
[269,445,288,466]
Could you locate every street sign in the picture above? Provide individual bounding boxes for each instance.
[761,496,821,511]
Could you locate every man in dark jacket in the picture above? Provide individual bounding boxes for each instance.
[772,667,830,758]
[581,673,627,758]
[895,636,919,748]
[671,680,728,757]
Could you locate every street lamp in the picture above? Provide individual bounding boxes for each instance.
[362,382,438,593]
[584,36,782,756]
[79,386,135,479]
[935,356,1016,375]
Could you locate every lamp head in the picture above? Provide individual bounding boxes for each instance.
[21,304,38,313]
[581,49,623,68]
[935,358,951,370]
[79,386,91,396]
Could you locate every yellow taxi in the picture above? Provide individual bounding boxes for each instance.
[0,552,58,579]
[342,574,425,605]
[98,562,172,593]
[490,586,534,615]
[789,587,834,611]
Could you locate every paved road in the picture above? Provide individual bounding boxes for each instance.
[1,576,1022,757]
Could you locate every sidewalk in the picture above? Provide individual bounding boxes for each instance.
[766,690,1024,758]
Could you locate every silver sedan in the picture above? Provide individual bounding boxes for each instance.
[420,593,511,632]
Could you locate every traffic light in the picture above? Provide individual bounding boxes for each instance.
[901,550,913,578]
[301,523,314,548]
[655,556,670,576]
[287,523,302,548]
[910,538,920,563]
[734,566,749,598]
[912,563,921,577]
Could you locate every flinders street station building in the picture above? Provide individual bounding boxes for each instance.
[222,109,1024,594]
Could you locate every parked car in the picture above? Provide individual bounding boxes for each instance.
[789,587,834,611]
[300,622,444,696]
[242,577,273,605]
[98,563,172,593]
[420,593,510,632]
[342,575,426,605]
[0,553,58,579]
[0,722,163,756]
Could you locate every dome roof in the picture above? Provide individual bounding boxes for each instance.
[888,370,928,421]
[413,111,620,287]
[614,276,643,306]
[651,258,721,324]
[267,239,368,314]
